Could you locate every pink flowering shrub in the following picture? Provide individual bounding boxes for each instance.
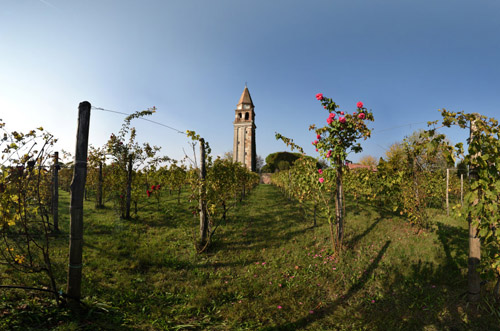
[310,94,374,252]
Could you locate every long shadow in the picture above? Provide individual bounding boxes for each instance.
[346,216,383,249]
[435,222,468,277]
[268,240,392,330]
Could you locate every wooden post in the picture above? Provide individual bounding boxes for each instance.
[199,138,208,246]
[96,161,103,208]
[460,173,464,206]
[468,116,481,302]
[67,101,91,309]
[125,155,132,219]
[446,168,449,216]
[52,151,59,233]
[335,157,344,250]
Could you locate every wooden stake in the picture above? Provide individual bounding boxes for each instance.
[460,173,463,206]
[468,116,481,302]
[52,151,59,233]
[125,155,132,219]
[199,138,208,246]
[67,101,91,309]
[96,161,103,208]
[446,168,449,216]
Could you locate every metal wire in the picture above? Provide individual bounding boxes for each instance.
[91,106,187,135]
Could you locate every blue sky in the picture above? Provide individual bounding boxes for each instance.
[1,0,499,164]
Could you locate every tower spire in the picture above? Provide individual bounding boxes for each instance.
[233,86,257,172]
[237,85,254,106]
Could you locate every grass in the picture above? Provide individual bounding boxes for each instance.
[1,184,499,330]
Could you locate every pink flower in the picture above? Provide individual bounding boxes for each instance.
[277,305,282,309]
[317,134,321,139]
[312,140,318,145]
[357,101,364,108]
[323,106,327,109]
[309,310,314,314]
[326,150,332,158]
[340,111,344,115]
[319,177,324,183]
[327,117,333,125]
[315,148,318,152]
[329,112,336,119]
[339,117,346,123]
[318,169,323,174]
[353,112,357,116]
[371,300,375,303]
[358,113,365,119]
[316,93,323,100]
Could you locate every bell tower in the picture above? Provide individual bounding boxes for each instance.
[233,86,256,172]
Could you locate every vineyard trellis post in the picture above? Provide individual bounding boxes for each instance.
[335,155,345,248]
[460,173,463,206]
[96,161,103,208]
[446,168,449,216]
[52,151,59,233]
[67,101,91,309]
[199,138,208,246]
[467,116,481,302]
[125,155,133,219]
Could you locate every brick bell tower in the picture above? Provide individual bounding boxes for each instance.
[233,85,256,172]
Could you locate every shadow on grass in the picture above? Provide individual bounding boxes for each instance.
[268,240,392,330]
[435,222,468,278]
[345,216,383,249]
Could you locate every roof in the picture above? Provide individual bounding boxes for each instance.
[347,163,377,172]
[237,86,254,106]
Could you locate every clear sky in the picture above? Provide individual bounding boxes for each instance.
[1,0,499,164]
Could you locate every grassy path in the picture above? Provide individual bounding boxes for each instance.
[1,184,498,330]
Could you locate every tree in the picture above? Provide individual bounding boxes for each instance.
[256,155,264,172]
[359,155,377,168]
[106,108,168,219]
[264,151,302,172]
[310,96,374,252]
[276,95,374,253]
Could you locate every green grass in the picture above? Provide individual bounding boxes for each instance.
[1,185,499,330]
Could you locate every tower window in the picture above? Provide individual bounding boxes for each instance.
[245,112,249,120]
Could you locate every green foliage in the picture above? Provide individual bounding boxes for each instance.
[264,151,303,173]
[185,131,259,251]
[429,110,500,281]
[104,108,169,218]
[0,120,60,302]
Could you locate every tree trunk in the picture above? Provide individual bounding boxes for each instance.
[67,101,91,310]
[125,156,132,219]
